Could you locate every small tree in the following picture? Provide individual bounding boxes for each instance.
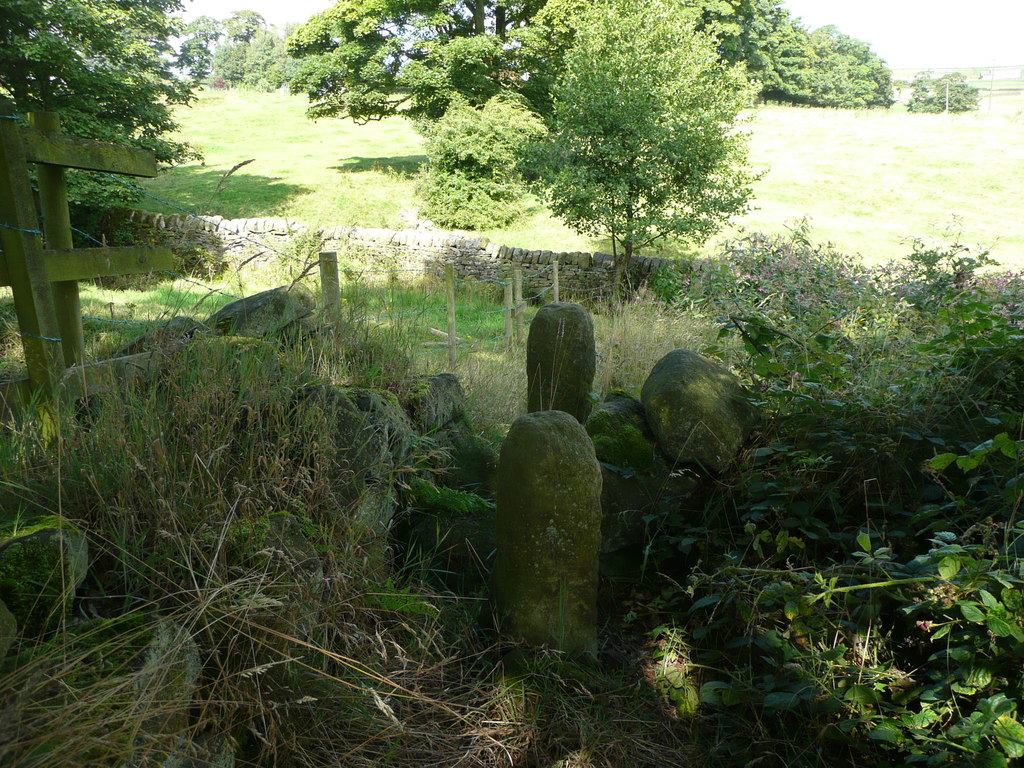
[418,97,546,230]
[541,0,759,287]
[908,72,980,113]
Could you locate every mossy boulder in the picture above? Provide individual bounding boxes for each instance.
[404,373,466,433]
[584,393,699,565]
[207,285,315,339]
[526,302,596,422]
[0,596,16,659]
[494,411,602,656]
[117,316,210,357]
[585,393,657,474]
[0,516,88,632]
[640,350,759,473]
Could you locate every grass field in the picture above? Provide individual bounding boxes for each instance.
[143,88,1024,265]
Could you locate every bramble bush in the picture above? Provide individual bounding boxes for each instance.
[641,230,1024,766]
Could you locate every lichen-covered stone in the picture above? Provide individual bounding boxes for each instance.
[266,513,324,587]
[0,516,88,632]
[585,394,657,473]
[126,620,201,768]
[117,316,209,357]
[0,596,16,659]
[494,411,602,655]
[345,388,417,467]
[526,302,596,422]
[640,350,759,473]
[404,373,466,433]
[296,385,394,485]
[207,285,314,338]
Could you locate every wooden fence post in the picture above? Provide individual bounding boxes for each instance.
[319,251,340,312]
[503,275,514,349]
[29,111,83,367]
[445,264,457,369]
[0,109,63,402]
[513,266,524,341]
[552,260,560,303]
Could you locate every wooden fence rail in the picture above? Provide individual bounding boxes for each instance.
[0,102,173,416]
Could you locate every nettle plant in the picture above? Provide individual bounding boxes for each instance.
[641,234,1024,765]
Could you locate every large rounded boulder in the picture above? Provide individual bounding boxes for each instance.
[640,350,759,473]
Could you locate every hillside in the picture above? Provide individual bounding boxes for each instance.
[144,89,1024,265]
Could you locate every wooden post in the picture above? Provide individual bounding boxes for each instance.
[552,260,560,303]
[503,275,514,349]
[319,251,340,312]
[445,264,457,369]
[0,108,63,402]
[30,112,83,367]
[513,266,524,341]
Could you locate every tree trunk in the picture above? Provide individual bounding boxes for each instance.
[473,0,486,35]
[496,4,506,38]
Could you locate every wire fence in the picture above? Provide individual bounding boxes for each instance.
[4,173,612,377]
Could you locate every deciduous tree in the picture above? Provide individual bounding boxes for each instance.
[0,0,195,212]
[909,72,980,114]
[541,0,758,287]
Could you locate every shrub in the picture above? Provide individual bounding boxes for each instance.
[418,96,546,230]
[908,72,980,113]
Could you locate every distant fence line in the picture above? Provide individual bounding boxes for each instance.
[125,211,669,294]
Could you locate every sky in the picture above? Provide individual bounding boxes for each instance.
[180,0,1024,70]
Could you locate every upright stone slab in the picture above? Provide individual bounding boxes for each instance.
[526,302,596,422]
[494,411,602,656]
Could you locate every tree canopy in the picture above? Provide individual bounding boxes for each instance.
[541,0,758,284]
[287,0,894,124]
[287,0,551,123]
[0,0,195,210]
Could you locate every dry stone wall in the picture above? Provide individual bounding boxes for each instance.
[125,211,668,294]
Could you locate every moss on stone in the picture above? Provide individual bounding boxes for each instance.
[585,408,657,473]
[0,515,88,632]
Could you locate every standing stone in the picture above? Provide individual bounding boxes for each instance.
[640,349,759,473]
[494,411,602,656]
[526,302,596,423]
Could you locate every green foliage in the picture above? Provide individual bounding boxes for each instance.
[691,2,894,109]
[287,0,551,123]
[0,0,196,212]
[408,480,493,517]
[541,0,758,283]
[177,15,222,82]
[213,27,300,92]
[635,231,1024,765]
[909,72,981,113]
[800,26,895,109]
[418,96,546,230]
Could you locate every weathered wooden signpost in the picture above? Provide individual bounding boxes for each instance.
[0,104,173,414]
